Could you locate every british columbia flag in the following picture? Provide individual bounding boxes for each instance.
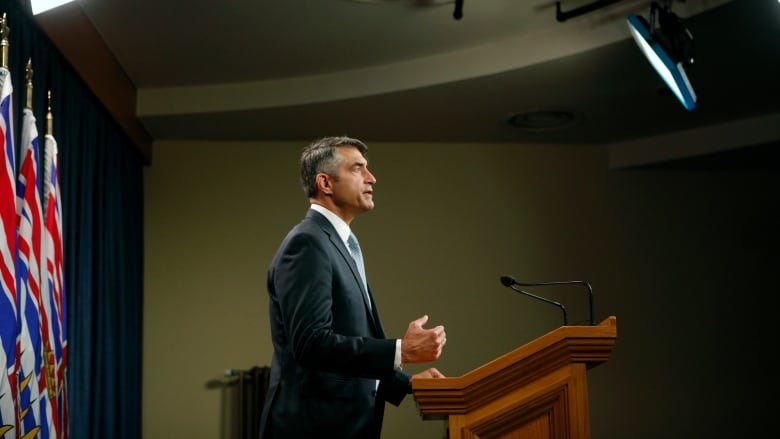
[16,106,48,438]
[43,130,66,438]
[0,64,18,439]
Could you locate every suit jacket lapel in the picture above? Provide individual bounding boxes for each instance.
[307,210,378,328]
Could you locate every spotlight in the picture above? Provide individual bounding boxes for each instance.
[627,1,696,111]
[30,0,74,15]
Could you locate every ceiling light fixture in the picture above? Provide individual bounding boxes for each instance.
[453,0,464,20]
[30,0,74,15]
[626,1,696,111]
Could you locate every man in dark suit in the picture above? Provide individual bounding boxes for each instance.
[258,136,447,439]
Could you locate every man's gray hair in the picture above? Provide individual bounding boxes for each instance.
[300,136,368,198]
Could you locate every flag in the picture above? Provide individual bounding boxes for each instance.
[0,65,18,439]
[16,106,48,438]
[0,348,13,439]
[43,131,66,438]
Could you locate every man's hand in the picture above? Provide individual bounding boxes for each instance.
[412,368,446,379]
[408,367,446,394]
[401,314,446,364]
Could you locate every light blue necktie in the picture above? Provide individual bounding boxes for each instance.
[347,233,370,307]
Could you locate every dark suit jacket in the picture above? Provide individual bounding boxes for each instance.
[258,209,411,439]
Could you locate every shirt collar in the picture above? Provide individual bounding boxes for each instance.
[310,204,351,243]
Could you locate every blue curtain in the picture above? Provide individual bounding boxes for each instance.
[3,0,144,437]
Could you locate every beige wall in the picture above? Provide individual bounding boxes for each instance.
[143,139,776,438]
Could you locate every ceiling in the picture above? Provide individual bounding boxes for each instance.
[35,0,780,168]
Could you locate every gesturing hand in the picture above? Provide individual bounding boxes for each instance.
[401,314,446,364]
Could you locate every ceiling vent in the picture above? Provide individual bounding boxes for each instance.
[506,108,582,131]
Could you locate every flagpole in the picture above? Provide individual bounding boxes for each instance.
[1,13,8,69]
[25,59,33,110]
[46,91,52,136]
[44,90,52,211]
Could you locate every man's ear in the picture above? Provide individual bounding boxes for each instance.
[316,173,333,195]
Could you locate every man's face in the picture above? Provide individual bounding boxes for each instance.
[329,146,376,220]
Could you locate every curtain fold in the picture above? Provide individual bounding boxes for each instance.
[3,1,145,437]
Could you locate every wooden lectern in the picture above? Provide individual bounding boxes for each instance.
[412,316,617,439]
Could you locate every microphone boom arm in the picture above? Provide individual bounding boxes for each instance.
[507,284,568,326]
[510,280,594,325]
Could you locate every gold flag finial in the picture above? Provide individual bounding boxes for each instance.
[1,13,9,69]
[47,90,53,136]
[25,58,33,109]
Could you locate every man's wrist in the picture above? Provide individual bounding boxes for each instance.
[394,339,403,370]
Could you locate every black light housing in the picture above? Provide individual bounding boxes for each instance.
[627,1,697,110]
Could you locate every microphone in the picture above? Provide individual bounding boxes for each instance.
[500,275,567,326]
[500,275,595,326]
